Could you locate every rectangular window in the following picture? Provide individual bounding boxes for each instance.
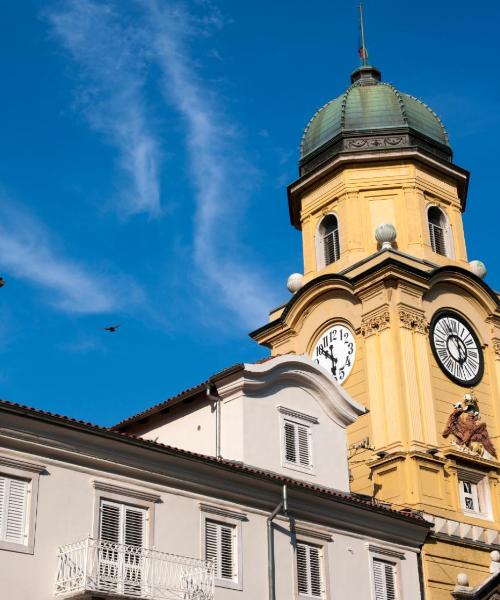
[373,558,398,600]
[0,475,28,546]
[297,541,323,598]
[205,519,236,583]
[283,419,312,469]
[458,474,491,519]
[98,500,146,594]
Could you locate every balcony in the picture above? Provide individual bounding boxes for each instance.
[55,538,214,600]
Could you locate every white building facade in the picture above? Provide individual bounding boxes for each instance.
[0,355,429,599]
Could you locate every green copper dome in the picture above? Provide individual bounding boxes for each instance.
[300,66,451,175]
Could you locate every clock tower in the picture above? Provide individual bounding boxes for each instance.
[251,63,500,599]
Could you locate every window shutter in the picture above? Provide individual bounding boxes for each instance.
[283,420,312,468]
[428,223,446,256]
[297,542,323,597]
[324,229,340,265]
[297,425,311,467]
[284,421,297,463]
[0,475,28,545]
[373,559,398,600]
[100,501,121,543]
[99,500,145,547]
[124,507,145,547]
[205,519,235,581]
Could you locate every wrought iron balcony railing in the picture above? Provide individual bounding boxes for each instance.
[55,537,214,600]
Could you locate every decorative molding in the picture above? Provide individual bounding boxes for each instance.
[199,503,247,521]
[277,406,319,425]
[92,480,161,504]
[344,135,408,151]
[399,309,428,334]
[367,543,405,560]
[361,311,390,337]
[456,467,487,484]
[294,525,333,542]
[426,513,500,548]
[0,455,46,474]
[493,341,500,358]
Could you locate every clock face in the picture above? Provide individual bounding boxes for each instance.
[312,325,356,384]
[430,311,484,386]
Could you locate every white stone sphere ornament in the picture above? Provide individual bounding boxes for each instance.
[469,260,487,279]
[375,223,397,249]
[287,273,304,294]
[456,573,469,588]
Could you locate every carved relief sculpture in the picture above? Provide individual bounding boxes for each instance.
[442,393,497,459]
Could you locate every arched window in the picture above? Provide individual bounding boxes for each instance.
[319,214,340,266]
[428,206,448,256]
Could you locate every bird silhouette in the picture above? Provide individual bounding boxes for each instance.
[102,324,121,333]
[0,277,5,287]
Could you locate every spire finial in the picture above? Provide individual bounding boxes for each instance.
[358,1,368,66]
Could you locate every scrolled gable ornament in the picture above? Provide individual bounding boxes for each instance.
[442,392,497,459]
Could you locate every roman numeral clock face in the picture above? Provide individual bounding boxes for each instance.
[312,325,356,384]
[430,312,484,386]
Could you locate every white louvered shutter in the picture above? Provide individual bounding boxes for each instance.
[0,475,28,545]
[324,228,340,265]
[373,559,398,600]
[284,421,297,463]
[297,542,323,597]
[284,420,311,468]
[100,501,121,543]
[99,501,145,593]
[99,500,145,546]
[124,506,145,547]
[297,425,311,466]
[205,519,235,581]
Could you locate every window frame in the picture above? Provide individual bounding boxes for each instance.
[316,213,340,269]
[91,480,160,549]
[278,407,317,475]
[427,204,453,258]
[200,504,245,591]
[367,544,404,600]
[292,527,331,600]
[0,455,44,555]
[456,468,492,520]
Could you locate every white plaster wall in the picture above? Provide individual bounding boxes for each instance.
[0,448,422,600]
[135,398,217,456]
[239,382,350,490]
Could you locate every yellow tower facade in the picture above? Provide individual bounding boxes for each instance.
[252,65,500,598]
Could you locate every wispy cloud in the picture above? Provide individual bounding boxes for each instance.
[141,0,279,327]
[47,1,162,217]
[46,0,278,328]
[0,199,131,314]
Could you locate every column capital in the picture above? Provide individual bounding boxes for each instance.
[361,308,390,337]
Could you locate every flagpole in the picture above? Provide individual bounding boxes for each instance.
[359,1,367,66]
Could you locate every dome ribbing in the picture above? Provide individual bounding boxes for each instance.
[300,66,450,175]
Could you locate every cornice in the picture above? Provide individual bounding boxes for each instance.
[0,454,46,473]
[250,257,500,343]
[92,480,162,503]
[443,449,500,472]
[288,147,469,230]
[293,524,333,542]
[199,502,248,521]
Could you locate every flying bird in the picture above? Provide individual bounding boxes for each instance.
[102,324,122,333]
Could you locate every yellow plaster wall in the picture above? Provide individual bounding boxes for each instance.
[423,539,491,599]
[297,161,468,282]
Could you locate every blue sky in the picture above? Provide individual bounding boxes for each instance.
[0,0,498,425]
